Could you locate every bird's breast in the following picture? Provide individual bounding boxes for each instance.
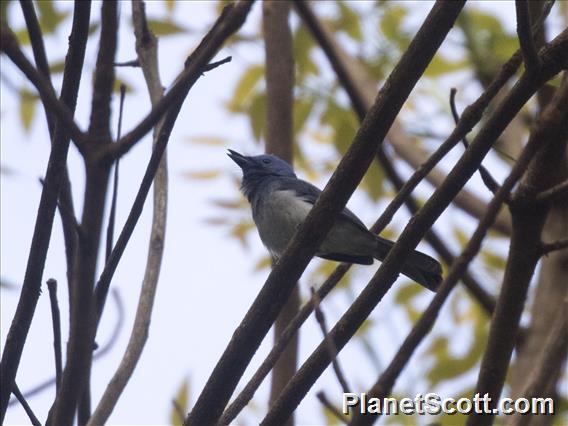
[252,189,312,257]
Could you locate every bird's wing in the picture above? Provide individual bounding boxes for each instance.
[279,177,370,233]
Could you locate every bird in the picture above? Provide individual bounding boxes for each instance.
[227,149,442,292]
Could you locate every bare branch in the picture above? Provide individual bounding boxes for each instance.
[188,3,467,424]
[12,383,41,426]
[46,279,62,390]
[535,179,568,204]
[19,0,55,135]
[0,2,91,420]
[52,2,118,423]
[541,238,568,256]
[311,288,351,395]
[515,0,541,72]
[450,88,501,195]
[105,86,126,261]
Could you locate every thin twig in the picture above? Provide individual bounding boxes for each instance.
[8,289,124,408]
[107,2,253,161]
[541,238,568,256]
[450,88,501,195]
[46,279,62,390]
[19,0,55,136]
[114,59,140,67]
[515,0,541,72]
[535,179,568,204]
[316,391,349,425]
[92,11,237,329]
[12,383,41,426]
[311,287,351,395]
[106,85,126,261]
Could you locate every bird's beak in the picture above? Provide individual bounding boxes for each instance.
[227,149,250,168]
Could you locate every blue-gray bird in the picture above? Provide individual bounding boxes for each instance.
[228,150,442,292]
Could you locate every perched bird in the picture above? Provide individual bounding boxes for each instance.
[228,150,442,292]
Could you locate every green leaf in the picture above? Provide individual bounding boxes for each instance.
[164,0,176,14]
[227,65,264,112]
[19,89,38,132]
[146,19,186,36]
[185,136,226,146]
[182,170,221,180]
[361,161,385,201]
[36,0,69,35]
[254,256,272,271]
[248,93,266,141]
[230,220,255,248]
[335,1,363,41]
[481,249,507,274]
[292,25,318,78]
[424,54,468,77]
[49,59,66,74]
[170,379,189,426]
[426,318,487,386]
[293,98,315,135]
[380,5,408,43]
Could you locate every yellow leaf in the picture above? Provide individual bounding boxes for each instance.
[182,170,221,180]
[170,379,189,426]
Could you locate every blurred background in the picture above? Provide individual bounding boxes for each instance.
[1,1,566,424]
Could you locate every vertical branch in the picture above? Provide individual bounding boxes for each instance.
[51,2,117,424]
[46,278,63,390]
[0,2,91,421]
[262,1,298,421]
[515,0,541,72]
[88,0,167,422]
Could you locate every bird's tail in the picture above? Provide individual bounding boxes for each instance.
[374,236,442,292]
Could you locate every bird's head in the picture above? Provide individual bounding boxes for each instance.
[227,149,296,179]
[228,150,296,200]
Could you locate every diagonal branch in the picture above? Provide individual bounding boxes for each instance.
[262,29,568,425]
[535,179,568,204]
[106,1,254,160]
[294,0,514,236]
[186,2,467,424]
[349,82,557,425]
[467,74,568,426]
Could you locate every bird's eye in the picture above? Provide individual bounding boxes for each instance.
[262,158,271,164]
